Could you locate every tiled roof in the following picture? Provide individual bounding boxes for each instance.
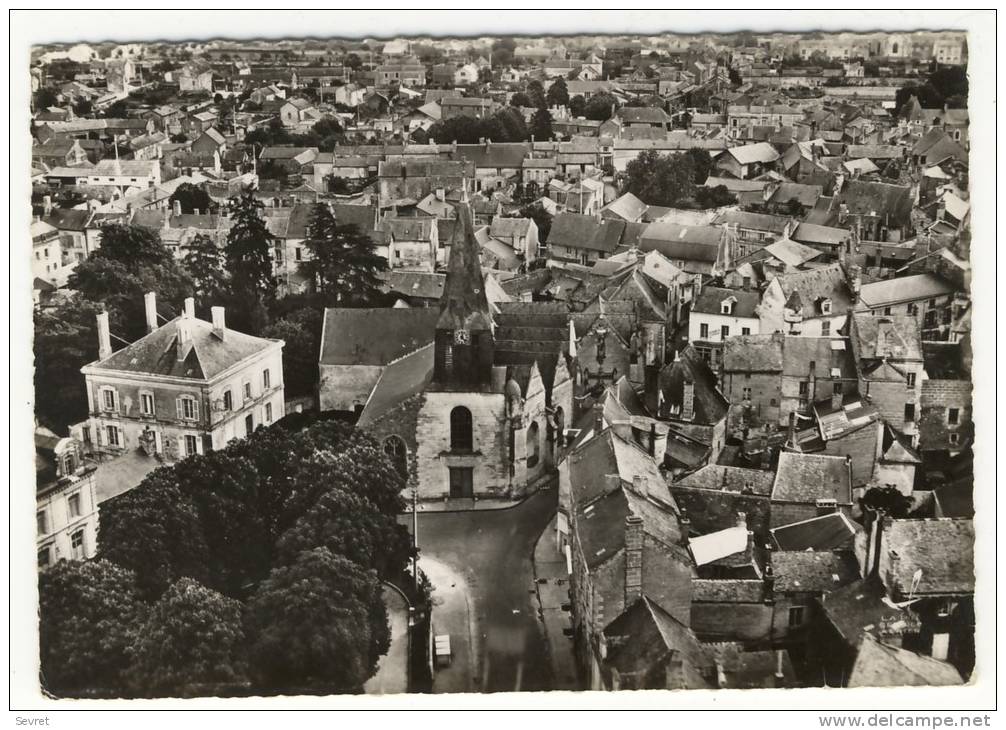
[86,315,279,381]
[851,313,923,361]
[771,550,860,593]
[691,285,760,318]
[673,465,775,496]
[722,334,783,372]
[881,518,974,596]
[319,308,439,366]
[658,346,729,426]
[771,451,852,505]
[858,273,955,308]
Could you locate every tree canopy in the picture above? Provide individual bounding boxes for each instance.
[301,203,388,307]
[622,149,697,207]
[260,306,323,399]
[584,92,618,121]
[169,182,215,215]
[224,189,277,333]
[546,77,569,107]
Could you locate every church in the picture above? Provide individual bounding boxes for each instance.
[320,204,574,501]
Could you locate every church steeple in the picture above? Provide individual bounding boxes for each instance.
[434,204,494,387]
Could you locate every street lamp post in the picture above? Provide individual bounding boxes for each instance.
[412,484,419,595]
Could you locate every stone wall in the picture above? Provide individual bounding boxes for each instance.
[919,378,973,452]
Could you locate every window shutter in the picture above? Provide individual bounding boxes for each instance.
[95,426,104,446]
[193,399,199,421]
[177,435,185,455]
[176,397,183,419]
[112,389,119,413]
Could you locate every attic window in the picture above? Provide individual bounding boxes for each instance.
[820,298,832,315]
[720,299,734,315]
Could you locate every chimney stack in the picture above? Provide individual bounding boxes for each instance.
[211,306,226,340]
[787,410,798,448]
[144,291,158,333]
[648,422,657,458]
[681,379,695,421]
[183,296,196,319]
[623,514,644,607]
[96,311,112,360]
[176,317,191,361]
[632,473,646,495]
[173,199,182,216]
[593,402,604,433]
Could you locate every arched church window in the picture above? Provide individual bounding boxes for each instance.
[383,435,408,481]
[450,406,473,451]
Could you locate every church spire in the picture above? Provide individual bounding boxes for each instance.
[433,203,494,387]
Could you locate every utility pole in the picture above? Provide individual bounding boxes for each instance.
[412,484,419,595]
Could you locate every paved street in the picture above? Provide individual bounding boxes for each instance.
[363,585,410,695]
[407,486,558,694]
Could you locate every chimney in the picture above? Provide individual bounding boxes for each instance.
[847,263,862,299]
[678,509,691,547]
[211,306,226,340]
[648,422,657,458]
[632,473,646,495]
[787,410,797,448]
[623,514,644,607]
[183,296,196,319]
[144,291,158,333]
[593,402,605,433]
[96,311,112,360]
[172,199,182,216]
[176,317,191,361]
[808,360,817,408]
[681,379,695,421]
[736,511,747,530]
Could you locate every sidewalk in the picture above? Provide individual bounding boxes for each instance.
[532,515,580,691]
[363,585,410,695]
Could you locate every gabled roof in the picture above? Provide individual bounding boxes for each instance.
[851,313,922,361]
[722,334,783,373]
[85,314,279,381]
[771,451,852,505]
[881,518,975,596]
[772,262,853,318]
[847,634,964,688]
[639,222,722,263]
[771,512,859,551]
[725,141,780,165]
[858,273,955,308]
[818,577,920,650]
[771,550,860,594]
[320,308,439,366]
[836,180,914,227]
[357,343,434,427]
[600,192,648,222]
[658,346,729,426]
[549,213,625,253]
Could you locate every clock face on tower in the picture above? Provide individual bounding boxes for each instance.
[454,329,470,345]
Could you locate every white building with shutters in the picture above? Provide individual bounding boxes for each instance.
[79,294,285,463]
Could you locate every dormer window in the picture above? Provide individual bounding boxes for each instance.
[821,298,833,315]
[720,296,736,315]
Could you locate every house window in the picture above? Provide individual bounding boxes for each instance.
[383,435,409,480]
[699,323,709,339]
[821,299,833,316]
[788,605,806,628]
[179,396,197,421]
[295,248,303,261]
[37,510,48,535]
[184,434,198,456]
[821,320,830,337]
[71,529,86,560]
[450,406,473,452]
[67,493,81,518]
[906,372,916,389]
[38,546,51,568]
[904,403,916,423]
[263,369,271,389]
[223,390,233,411]
[140,392,155,416]
[244,381,253,401]
[742,327,751,336]
[742,387,752,401]
[102,388,117,412]
[949,433,960,446]
[265,402,273,423]
[927,299,936,309]
[798,381,809,396]
[105,425,121,447]
[948,407,960,425]
[770,398,777,406]
[834,382,844,396]
[883,307,892,316]
[721,326,730,339]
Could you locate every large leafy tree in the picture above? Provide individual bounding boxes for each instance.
[260,307,322,399]
[530,107,553,142]
[245,548,389,693]
[68,223,194,341]
[39,560,148,697]
[169,183,215,215]
[546,76,569,107]
[130,578,246,696]
[584,92,618,121]
[224,188,277,333]
[302,203,387,307]
[684,148,714,185]
[97,471,210,600]
[525,79,546,109]
[569,94,586,117]
[623,149,697,207]
[181,233,230,313]
[33,297,103,431]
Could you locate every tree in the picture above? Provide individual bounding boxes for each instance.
[493,106,528,142]
[728,67,743,86]
[509,91,532,108]
[569,94,586,117]
[33,88,59,111]
[546,77,569,107]
[224,188,277,334]
[130,578,246,696]
[518,202,553,242]
[68,224,195,341]
[33,298,103,431]
[344,53,362,70]
[245,548,389,693]
[260,307,322,399]
[694,185,737,209]
[530,107,554,142]
[302,203,388,306]
[526,79,546,109]
[182,233,229,312]
[169,182,215,215]
[39,560,148,696]
[860,485,913,518]
[72,99,92,117]
[684,148,714,185]
[584,92,618,121]
[98,471,211,600]
[623,149,697,207]
[491,38,516,68]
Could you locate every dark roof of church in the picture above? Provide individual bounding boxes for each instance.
[320,308,439,366]
[437,204,493,332]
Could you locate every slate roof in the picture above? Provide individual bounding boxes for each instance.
[771,550,861,594]
[357,343,434,427]
[858,273,955,308]
[453,142,530,169]
[319,308,439,366]
[722,334,784,372]
[773,263,853,318]
[42,208,91,232]
[713,209,790,234]
[881,518,975,597]
[847,634,964,688]
[600,192,648,222]
[771,512,859,551]
[836,180,914,227]
[818,577,920,650]
[548,213,625,253]
[639,222,722,263]
[768,182,824,208]
[725,141,780,165]
[691,285,760,318]
[851,313,922,361]
[382,271,446,301]
[674,465,776,496]
[763,238,823,268]
[658,346,729,426]
[85,315,280,381]
[771,451,852,505]
[792,222,850,247]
